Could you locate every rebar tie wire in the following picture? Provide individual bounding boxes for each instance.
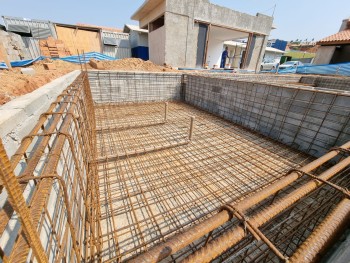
[287,169,350,199]
[219,204,289,263]
[329,146,350,156]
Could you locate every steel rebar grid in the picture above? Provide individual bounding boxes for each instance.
[182,153,350,263]
[0,72,100,262]
[0,140,48,262]
[130,135,350,263]
[289,198,350,263]
[216,165,350,263]
[94,102,313,262]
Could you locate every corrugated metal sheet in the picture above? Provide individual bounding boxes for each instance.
[22,37,41,58]
[7,24,30,33]
[30,27,52,39]
[2,16,57,39]
[103,45,131,59]
[101,30,131,58]
[103,37,118,46]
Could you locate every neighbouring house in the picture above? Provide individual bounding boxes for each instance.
[131,0,274,70]
[264,47,285,62]
[1,15,132,60]
[223,41,284,69]
[123,24,149,60]
[314,18,350,64]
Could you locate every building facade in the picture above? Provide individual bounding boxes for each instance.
[314,18,350,65]
[132,0,274,70]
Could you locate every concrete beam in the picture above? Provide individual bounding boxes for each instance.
[0,70,81,157]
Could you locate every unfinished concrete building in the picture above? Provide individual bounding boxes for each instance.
[0,69,350,263]
[131,0,273,70]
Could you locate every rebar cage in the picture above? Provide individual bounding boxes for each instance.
[0,71,350,263]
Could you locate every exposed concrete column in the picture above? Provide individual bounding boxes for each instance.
[246,35,268,71]
[314,46,336,65]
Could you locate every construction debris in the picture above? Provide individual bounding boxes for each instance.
[20,68,35,76]
[43,63,56,70]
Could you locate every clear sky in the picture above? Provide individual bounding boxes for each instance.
[0,0,349,41]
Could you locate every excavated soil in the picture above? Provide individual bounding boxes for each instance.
[92,58,176,72]
[0,58,176,105]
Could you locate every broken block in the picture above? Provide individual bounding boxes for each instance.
[43,63,56,70]
[20,68,35,76]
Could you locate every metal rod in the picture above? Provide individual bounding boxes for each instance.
[189,116,195,141]
[0,139,49,263]
[164,102,168,123]
[289,198,350,263]
[129,141,350,263]
[182,155,350,263]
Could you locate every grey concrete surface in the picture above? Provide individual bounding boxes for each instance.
[88,70,183,103]
[0,70,80,157]
[184,74,350,157]
[133,0,273,69]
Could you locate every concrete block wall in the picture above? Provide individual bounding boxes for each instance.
[0,70,80,158]
[0,71,93,261]
[88,71,183,103]
[193,73,302,84]
[184,74,350,157]
[300,76,350,92]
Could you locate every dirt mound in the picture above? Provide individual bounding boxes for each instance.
[0,61,81,105]
[91,58,176,72]
[0,58,176,105]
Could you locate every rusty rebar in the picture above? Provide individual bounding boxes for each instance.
[0,139,48,263]
[182,155,350,263]
[289,198,350,263]
[129,141,350,263]
[165,102,168,122]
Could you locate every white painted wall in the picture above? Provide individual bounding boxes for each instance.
[206,38,224,68]
[149,26,165,65]
[264,51,283,62]
[138,32,149,47]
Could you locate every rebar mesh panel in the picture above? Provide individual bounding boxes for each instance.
[96,102,313,262]
[184,75,350,157]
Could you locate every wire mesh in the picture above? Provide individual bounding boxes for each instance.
[1,70,350,263]
[184,74,350,158]
[0,72,100,262]
[95,101,314,262]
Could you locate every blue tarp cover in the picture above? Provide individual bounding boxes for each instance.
[0,61,9,69]
[10,56,44,67]
[9,52,117,67]
[276,62,350,76]
[57,52,116,64]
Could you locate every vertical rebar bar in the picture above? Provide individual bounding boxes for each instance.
[189,116,195,141]
[164,102,169,123]
[0,139,48,263]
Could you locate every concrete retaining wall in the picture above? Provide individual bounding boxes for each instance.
[193,73,302,84]
[184,74,350,157]
[0,70,81,157]
[300,76,350,92]
[88,71,183,103]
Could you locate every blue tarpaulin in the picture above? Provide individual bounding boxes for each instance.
[10,56,45,67]
[0,61,9,69]
[57,52,116,64]
[276,62,350,76]
[8,52,117,68]
[296,62,350,76]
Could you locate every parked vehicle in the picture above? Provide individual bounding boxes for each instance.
[260,59,280,71]
[278,61,304,70]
